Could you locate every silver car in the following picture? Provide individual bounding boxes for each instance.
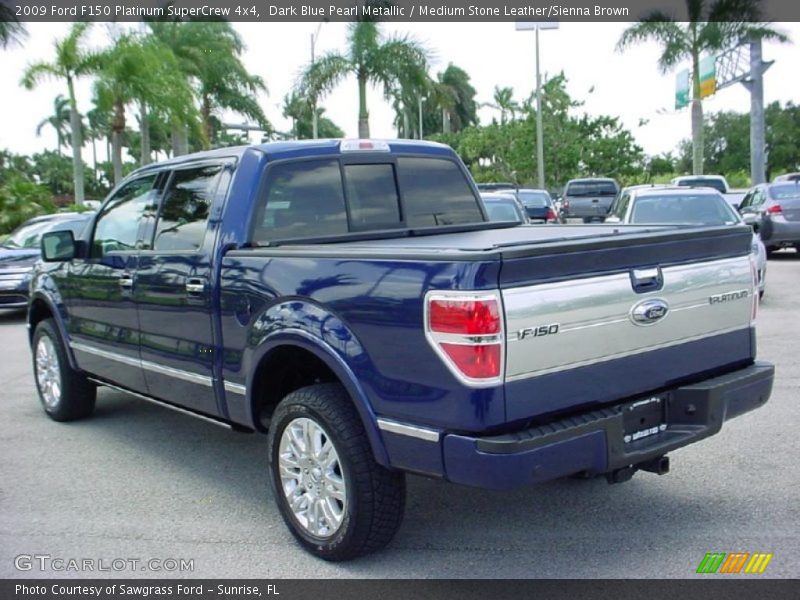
[738,182,800,255]
[605,186,767,297]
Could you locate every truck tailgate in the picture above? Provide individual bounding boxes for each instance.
[499,225,756,422]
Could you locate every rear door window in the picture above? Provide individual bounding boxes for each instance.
[153,165,222,252]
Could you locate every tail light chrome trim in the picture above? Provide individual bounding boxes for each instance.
[423,290,505,388]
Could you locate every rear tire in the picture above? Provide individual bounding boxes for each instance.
[32,318,96,422]
[267,383,406,561]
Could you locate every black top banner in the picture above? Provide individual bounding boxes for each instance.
[4,0,800,22]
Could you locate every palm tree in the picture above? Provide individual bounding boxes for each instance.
[617,0,788,175]
[484,86,520,125]
[21,23,96,204]
[94,33,197,184]
[283,92,344,139]
[297,20,430,138]
[425,64,478,134]
[0,4,26,49]
[147,21,268,153]
[36,95,71,156]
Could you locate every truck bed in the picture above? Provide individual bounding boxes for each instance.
[223,222,754,431]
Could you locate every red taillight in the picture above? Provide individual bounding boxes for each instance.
[546,208,557,222]
[439,343,502,380]
[562,199,570,210]
[429,299,500,334]
[425,293,504,385]
[766,204,782,214]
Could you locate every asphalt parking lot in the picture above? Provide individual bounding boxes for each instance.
[1,250,798,579]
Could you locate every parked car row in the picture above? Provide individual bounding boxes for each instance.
[0,212,95,309]
[475,176,799,300]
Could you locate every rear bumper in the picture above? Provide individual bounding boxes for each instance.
[383,362,773,490]
[760,219,800,245]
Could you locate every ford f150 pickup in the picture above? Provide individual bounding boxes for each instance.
[28,139,774,561]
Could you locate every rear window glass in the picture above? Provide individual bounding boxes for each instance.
[254,160,348,243]
[344,163,401,230]
[252,156,485,242]
[396,157,484,227]
[630,194,739,225]
[517,191,550,207]
[675,178,727,194]
[769,183,800,200]
[484,199,522,223]
[565,181,617,196]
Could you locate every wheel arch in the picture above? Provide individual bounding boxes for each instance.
[27,292,79,371]
[246,330,390,467]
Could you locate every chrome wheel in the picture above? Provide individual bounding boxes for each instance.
[278,417,347,538]
[35,335,61,409]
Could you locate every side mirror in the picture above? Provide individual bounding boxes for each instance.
[41,230,76,262]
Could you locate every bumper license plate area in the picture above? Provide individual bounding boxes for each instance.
[623,395,667,444]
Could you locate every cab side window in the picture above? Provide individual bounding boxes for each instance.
[92,175,158,257]
[752,188,766,207]
[615,193,631,220]
[253,159,348,243]
[153,165,222,252]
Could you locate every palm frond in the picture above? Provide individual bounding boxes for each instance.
[297,53,352,100]
[617,17,689,71]
[20,62,61,89]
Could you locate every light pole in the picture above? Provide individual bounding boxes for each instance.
[515,21,559,189]
[310,21,327,139]
[418,96,424,139]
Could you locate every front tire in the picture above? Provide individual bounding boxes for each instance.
[267,383,406,561]
[32,318,96,422]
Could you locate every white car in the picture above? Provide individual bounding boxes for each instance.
[606,186,767,297]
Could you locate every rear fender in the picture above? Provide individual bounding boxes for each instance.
[245,301,390,467]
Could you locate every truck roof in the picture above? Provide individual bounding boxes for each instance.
[129,139,455,178]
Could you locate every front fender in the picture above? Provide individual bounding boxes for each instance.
[27,271,78,371]
[244,300,390,467]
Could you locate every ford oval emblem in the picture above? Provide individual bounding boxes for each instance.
[630,298,670,326]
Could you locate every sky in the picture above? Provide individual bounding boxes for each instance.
[1,21,798,163]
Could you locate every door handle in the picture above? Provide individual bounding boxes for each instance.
[119,276,134,289]
[185,279,206,294]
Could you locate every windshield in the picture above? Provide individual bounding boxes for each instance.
[565,181,617,196]
[517,191,550,207]
[483,199,523,223]
[630,194,739,225]
[769,183,800,200]
[675,178,727,194]
[2,217,89,249]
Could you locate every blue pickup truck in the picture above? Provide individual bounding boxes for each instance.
[28,139,774,561]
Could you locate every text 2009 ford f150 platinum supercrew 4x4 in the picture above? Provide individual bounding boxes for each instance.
[28,140,774,561]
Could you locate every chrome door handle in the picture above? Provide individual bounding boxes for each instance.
[186,279,205,294]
